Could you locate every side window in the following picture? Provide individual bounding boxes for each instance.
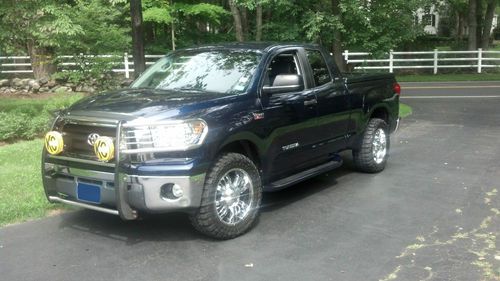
[264,51,300,86]
[306,50,332,87]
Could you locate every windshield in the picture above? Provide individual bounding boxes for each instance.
[131,50,262,95]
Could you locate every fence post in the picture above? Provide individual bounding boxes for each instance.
[389,50,394,73]
[343,50,349,64]
[477,48,482,74]
[124,52,130,79]
[433,49,438,74]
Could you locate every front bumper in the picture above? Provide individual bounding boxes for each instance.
[42,116,211,220]
[43,161,206,219]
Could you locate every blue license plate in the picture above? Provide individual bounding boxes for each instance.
[77,182,101,203]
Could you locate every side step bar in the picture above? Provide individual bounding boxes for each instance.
[265,156,343,192]
[49,196,119,216]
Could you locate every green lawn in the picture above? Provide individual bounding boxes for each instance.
[399,103,412,118]
[0,139,66,226]
[397,73,500,82]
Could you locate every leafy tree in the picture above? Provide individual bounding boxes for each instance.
[142,0,229,51]
[0,0,83,79]
[0,0,130,79]
[3,0,495,81]
[60,0,131,54]
[481,0,499,49]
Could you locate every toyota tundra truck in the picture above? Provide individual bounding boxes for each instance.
[42,43,400,239]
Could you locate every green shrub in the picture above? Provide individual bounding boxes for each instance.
[0,93,84,142]
[53,54,120,90]
[0,112,48,141]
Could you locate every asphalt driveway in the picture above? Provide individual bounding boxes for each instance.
[1,82,500,281]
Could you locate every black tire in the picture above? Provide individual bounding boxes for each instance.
[352,118,390,173]
[189,153,262,240]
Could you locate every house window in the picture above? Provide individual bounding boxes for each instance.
[422,14,436,27]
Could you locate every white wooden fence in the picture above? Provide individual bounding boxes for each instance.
[1,49,500,78]
[0,53,164,79]
[343,49,500,74]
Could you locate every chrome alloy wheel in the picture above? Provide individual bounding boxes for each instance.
[372,128,387,164]
[215,168,254,225]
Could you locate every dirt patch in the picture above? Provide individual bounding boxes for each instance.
[47,208,68,217]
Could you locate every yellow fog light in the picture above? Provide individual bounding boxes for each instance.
[44,131,64,155]
[93,137,115,162]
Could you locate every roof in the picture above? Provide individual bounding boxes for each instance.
[182,42,322,53]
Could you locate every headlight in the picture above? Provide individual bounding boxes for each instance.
[121,119,208,153]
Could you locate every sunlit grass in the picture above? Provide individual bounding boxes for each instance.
[0,139,66,226]
[400,103,412,118]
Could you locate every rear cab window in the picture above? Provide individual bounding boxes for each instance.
[305,50,332,87]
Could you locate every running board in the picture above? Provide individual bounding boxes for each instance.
[265,156,343,192]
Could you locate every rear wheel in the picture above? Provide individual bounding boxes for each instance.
[190,153,262,239]
[352,118,390,173]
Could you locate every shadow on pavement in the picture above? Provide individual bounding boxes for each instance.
[57,153,358,244]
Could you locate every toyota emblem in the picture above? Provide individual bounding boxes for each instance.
[87,133,100,146]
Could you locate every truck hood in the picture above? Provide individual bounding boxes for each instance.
[67,88,236,120]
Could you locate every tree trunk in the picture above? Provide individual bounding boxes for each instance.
[476,0,484,47]
[457,12,464,40]
[256,4,263,41]
[171,21,176,50]
[170,0,176,50]
[241,7,249,39]
[130,0,146,78]
[229,0,244,42]
[467,0,477,50]
[145,22,154,42]
[27,40,56,81]
[481,0,496,49]
[332,0,345,72]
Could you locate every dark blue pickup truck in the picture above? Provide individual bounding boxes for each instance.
[42,43,400,239]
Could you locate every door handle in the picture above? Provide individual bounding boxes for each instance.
[304,99,318,106]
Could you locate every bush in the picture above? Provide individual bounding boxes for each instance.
[53,54,120,90]
[0,113,48,141]
[0,93,84,142]
[402,35,459,51]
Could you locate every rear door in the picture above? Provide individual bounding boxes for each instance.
[304,48,351,156]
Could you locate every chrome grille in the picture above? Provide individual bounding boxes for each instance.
[61,123,116,160]
[122,128,154,151]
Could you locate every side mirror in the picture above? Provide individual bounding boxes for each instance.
[262,74,304,95]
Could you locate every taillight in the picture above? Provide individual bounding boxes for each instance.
[393,83,401,96]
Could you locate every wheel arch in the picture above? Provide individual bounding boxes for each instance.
[216,135,263,170]
[369,105,390,123]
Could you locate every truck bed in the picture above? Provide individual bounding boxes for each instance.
[342,73,395,84]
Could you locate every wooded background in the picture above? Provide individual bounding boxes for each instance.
[0,0,499,79]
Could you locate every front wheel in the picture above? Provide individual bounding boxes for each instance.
[189,153,262,239]
[352,118,390,173]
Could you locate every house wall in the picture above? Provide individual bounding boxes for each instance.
[416,5,498,36]
[416,6,439,35]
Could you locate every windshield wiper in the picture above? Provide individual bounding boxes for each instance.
[169,87,207,93]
